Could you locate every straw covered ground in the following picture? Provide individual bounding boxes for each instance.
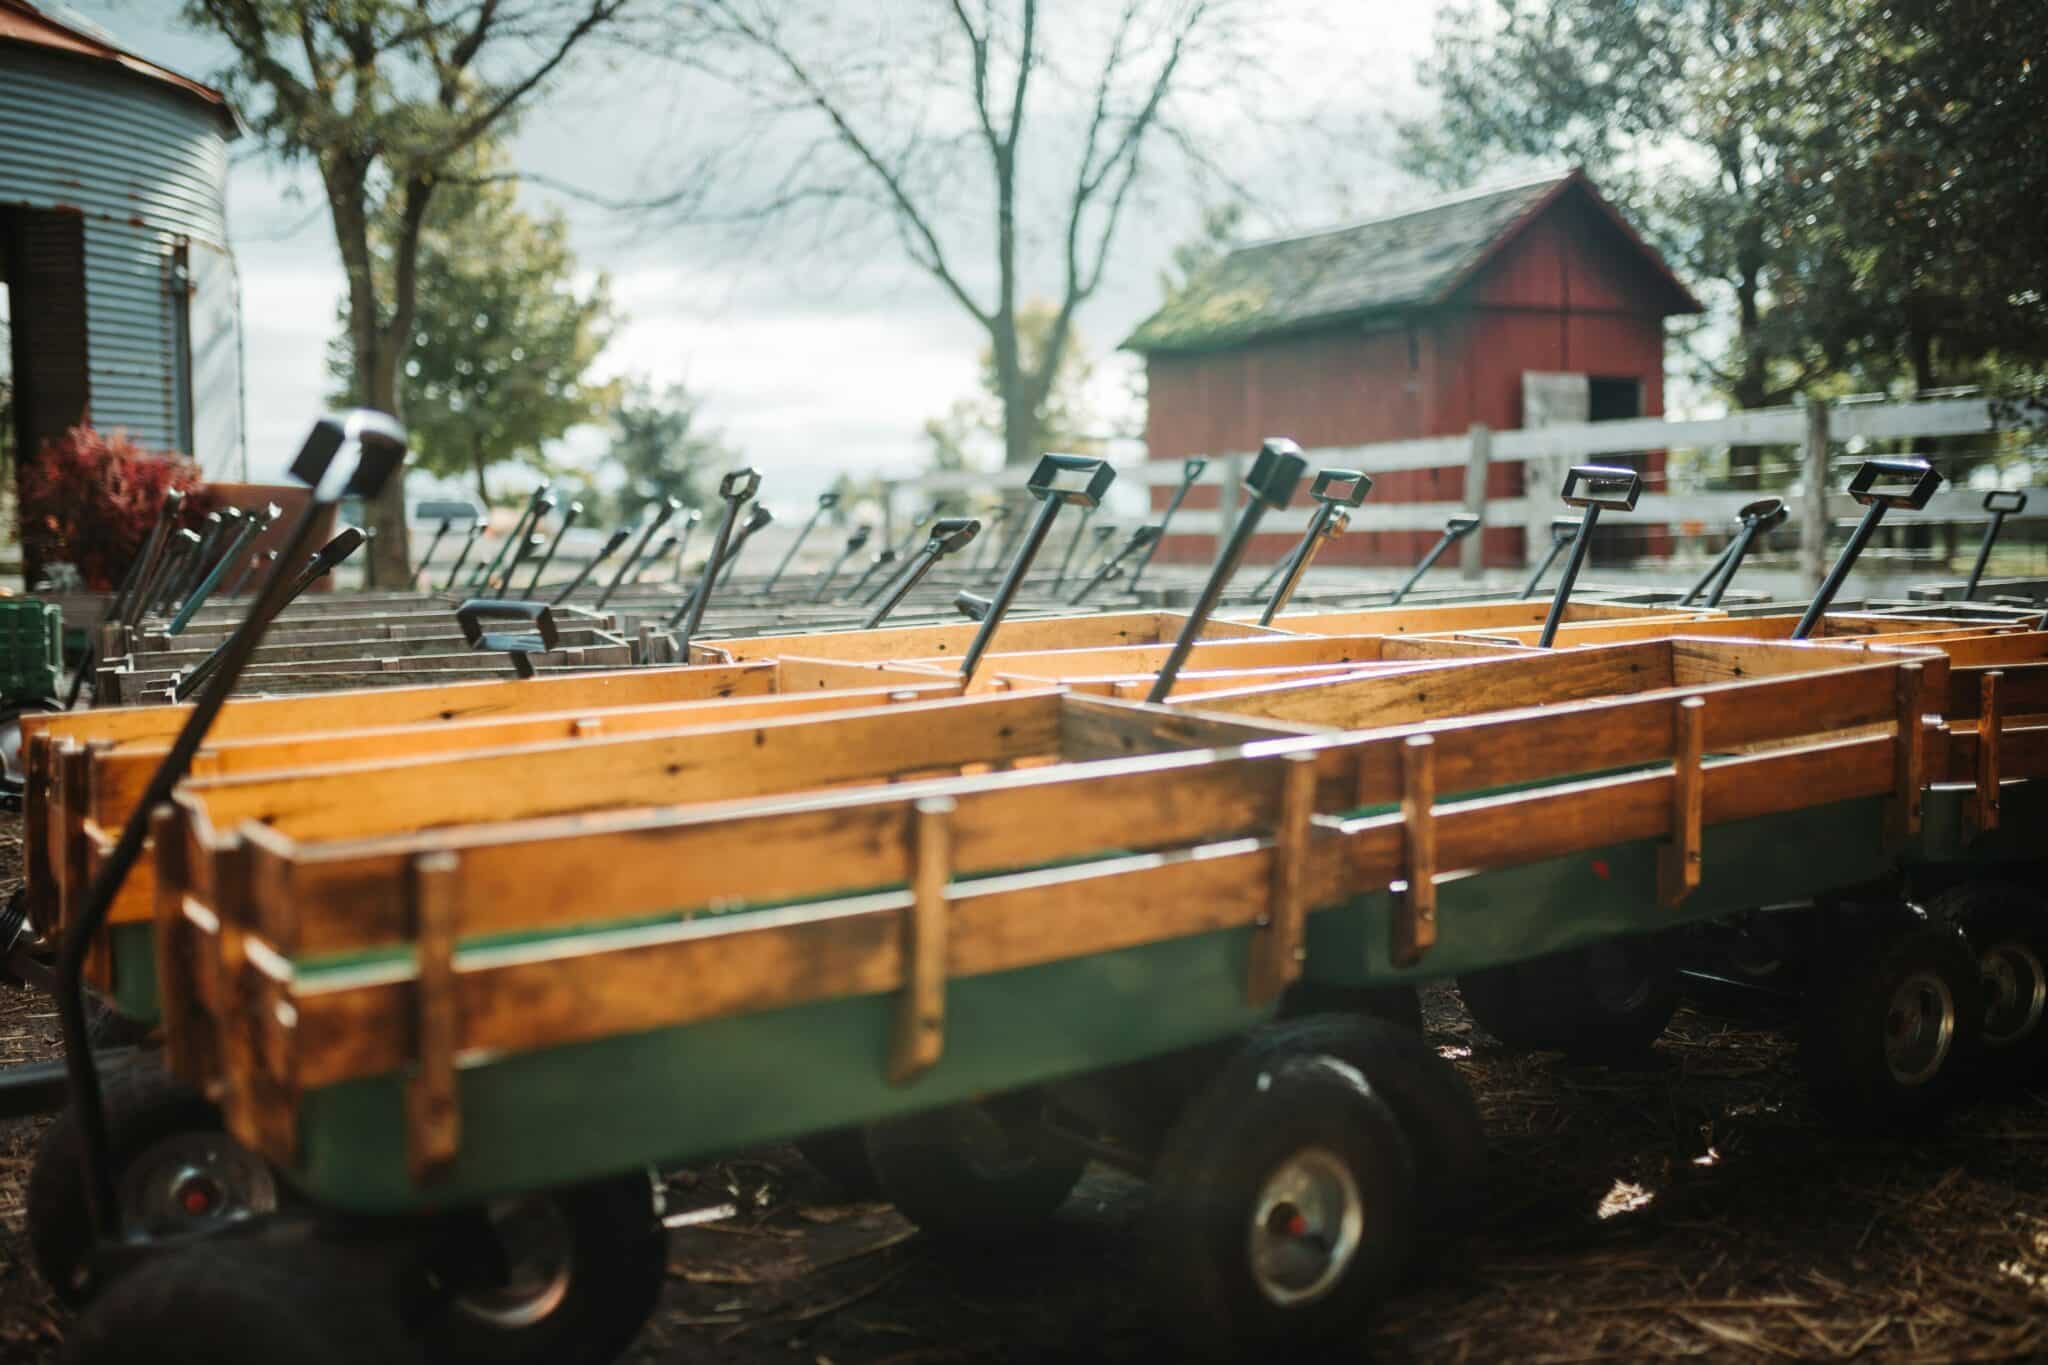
[0,808,2042,1363]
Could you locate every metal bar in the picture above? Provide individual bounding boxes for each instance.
[1793,501,1888,638]
[1536,506,1603,648]
[1129,458,1204,590]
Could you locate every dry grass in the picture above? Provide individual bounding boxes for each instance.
[0,804,2041,1362]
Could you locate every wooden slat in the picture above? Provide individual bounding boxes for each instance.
[1058,693,1322,759]
[1976,672,2003,830]
[1948,660,2048,720]
[1248,752,1317,1004]
[691,611,1269,666]
[890,798,953,1084]
[184,693,1065,843]
[1391,736,1438,966]
[1888,662,1925,840]
[1658,697,1705,907]
[406,852,462,1181]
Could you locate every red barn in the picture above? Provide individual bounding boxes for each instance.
[1123,170,1702,569]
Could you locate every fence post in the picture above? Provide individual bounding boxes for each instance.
[1799,401,1831,591]
[1461,423,1491,581]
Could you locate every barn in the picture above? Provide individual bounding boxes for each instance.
[1123,170,1701,570]
[0,0,245,480]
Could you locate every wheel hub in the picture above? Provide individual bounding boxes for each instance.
[1246,1146,1363,1308]
[1979,940,2047,1048]
[455,1196,575,1331]
[119,1132,278,1237]
[1882,969,1956,1086]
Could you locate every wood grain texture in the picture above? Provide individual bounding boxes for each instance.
[1659,697,1705,907]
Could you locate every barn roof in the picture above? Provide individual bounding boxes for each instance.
[0,0,238,134]
[1124,170,1701,355]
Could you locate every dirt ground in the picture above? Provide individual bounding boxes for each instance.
[0,810,2043,1363]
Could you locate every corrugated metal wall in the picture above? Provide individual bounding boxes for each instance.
[0,45,243,476]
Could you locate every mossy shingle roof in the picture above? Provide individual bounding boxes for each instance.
[1124,172,1698,355]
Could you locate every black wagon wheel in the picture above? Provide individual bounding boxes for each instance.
[28,1061,280,1304]
[415,1172,668,1365]
[1927,881,2048,1083]
[65,1233,422,1365]
[1458,931,1682,1061]
[864,1092,1086,1240]
[0,697,61,804]
[1143,1025,1420,1357]
[1799,910,1984,1130]
[1234,1014,1485,1241]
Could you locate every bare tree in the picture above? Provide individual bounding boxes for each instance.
[188,0,631,584]
[663,0,1257,470]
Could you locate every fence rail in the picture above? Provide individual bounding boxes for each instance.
[894,395,2043,588]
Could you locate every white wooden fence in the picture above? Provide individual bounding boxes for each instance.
[894,395,2041,587]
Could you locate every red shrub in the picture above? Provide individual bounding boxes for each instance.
[19,425,216,589]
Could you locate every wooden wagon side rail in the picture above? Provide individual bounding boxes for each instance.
[156,670,1927,1176]
[1247,601,1708,635]
[1419,613,2019,651]
[688,611,1277,666]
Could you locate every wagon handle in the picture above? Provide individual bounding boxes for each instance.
[1794,458,1942,638]
[169,511,227,609]
[958,453,1116,686]
[1965,489,2028,600]
[167,503,278,636]
[58,412,405,1269]
[1070,524,1161,606]
[1521,517,1582,600]
[1145,439,1306,703]
[1129,456,1208,592]
[411,498,481,590]
[1254,467,1373,606]
[1388,511,1482,606]
[769,490,840,593]
[549,526,632,606]
[842,548,898,603]
[597,495,679,610]
[1537,463,1641,648]
[667,509,703,586]
[522,500,583,600]
[143,530,202,621]
[471,481,554,594]
[667,468,762,643]
[717,503,776,588]
[1700,497,1787,608]
[966,503,1012,576]
[865,518,981,628]
[813,525,871,602]
[457,598,564,678]
[1049,503,1100,593]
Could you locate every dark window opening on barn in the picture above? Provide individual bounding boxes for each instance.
[1588,376,1642,422]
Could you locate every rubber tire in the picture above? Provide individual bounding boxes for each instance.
[1928,882,2048,1082]
[1281,980,1426,1035]
[865,1098,1086,1240]
[794,1128,884,1201]
[65,1236,420,1365]
[27,1062,255,1305]
[1800,914,1984,1131]
[1458,933,1681,1061]
[1235,1014,1485,1238]
[1144,1035,1420,1356]
[416,1174,667,1365]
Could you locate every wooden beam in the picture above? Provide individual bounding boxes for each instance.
[1976,671,2003,830]
[1390,737,1437,966]
[1658,697,1705,907]
[890,798,954,1084]
[1888,662,1925,840]
[406,851,462,1181]
[1248,752,1317,1004]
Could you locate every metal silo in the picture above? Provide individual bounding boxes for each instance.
[0,0,244,477]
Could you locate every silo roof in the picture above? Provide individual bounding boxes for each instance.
[0,0,237,134]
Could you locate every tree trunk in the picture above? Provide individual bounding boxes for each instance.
[363,348,411,588]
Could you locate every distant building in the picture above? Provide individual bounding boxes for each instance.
[1123,171,1701,568]
[0,0,244,478]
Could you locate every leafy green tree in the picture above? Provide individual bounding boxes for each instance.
[187,0,629,583]
[605,379,731,522]
[328,161,619,505]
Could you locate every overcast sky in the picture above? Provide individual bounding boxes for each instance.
[56,1,1452,511]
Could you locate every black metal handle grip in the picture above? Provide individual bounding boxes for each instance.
[456,598,562,653]
[1025,453,1116,507]
[1847,457,1940,509]
[1985,489,2028,515]
[1739,496,1788,532]
[1444,512,1483,538]
[927,517,981,555]
[1182,457,1209,480]
[1548,516,1580,545]
[1243,438,1307,508]
[1310,468,1373,507]
[287,410,409,497]
[719,468,762,503]
[1561,464,1642,511]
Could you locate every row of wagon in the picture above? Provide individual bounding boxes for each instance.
[6,419,2045,1362]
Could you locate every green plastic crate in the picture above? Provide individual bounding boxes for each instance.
[0,599,63,704]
